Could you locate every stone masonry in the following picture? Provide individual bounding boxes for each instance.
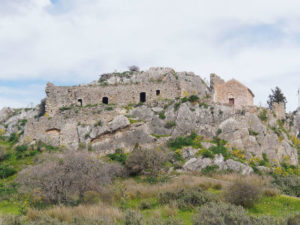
[46,67,210,116]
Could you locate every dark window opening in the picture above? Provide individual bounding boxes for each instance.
[102,97,108,104]
[156,90,160,96]
[140,92,146,103]
[78,99,83,107]
[229,98,235,105]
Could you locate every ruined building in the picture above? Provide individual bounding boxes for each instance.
[45,67,209,116]
[210,74,254,109]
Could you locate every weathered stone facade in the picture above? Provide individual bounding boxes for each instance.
[46,67,210,116]
[211,75,254,110]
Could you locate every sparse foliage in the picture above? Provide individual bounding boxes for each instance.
[224,180,262,208]
[267,87,287,109]
[125,146,167,177]
[17,152,124,204]
[129,65,140,72]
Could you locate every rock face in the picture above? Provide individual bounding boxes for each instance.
[15,99,299,164]
[183,154,253,175]
[0,69,298,166]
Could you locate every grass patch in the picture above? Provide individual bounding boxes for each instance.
[0,201,20,215]
[168,133,202,150]
[249,195,300,218]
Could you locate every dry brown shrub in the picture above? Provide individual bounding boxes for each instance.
[122,175,223,199]
[213,173,271,187]
[27,203,123,223]
[264,188,280,197]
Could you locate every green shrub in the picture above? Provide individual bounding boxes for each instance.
[209,145,231,160]
[249,216,284,225]
[202,165,219,175]
[158,188,216,210]
[168,133,201,150]
[125,210,144,225]
[188,95,199,102]
[15,145,28,153]
[159,112,166,120]
[0,165,17,178]
[174,102,181,111]
[193,202,250,225]
[8,132,19,143]
[224,181,262,208]
[200,149,214,159]
[273,176,300,197]
[249,129,259,136]
[107,149,127,165]
[258,109,268,122]
[139,199,155,210]
[165,121,176,129]
[181,97,188,103]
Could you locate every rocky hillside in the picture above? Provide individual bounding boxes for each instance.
[0,95,299,175]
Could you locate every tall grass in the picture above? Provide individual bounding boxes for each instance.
[27,203,123,223]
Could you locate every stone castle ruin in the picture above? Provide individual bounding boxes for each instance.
[45,67,209,116]
[18,67,299,167]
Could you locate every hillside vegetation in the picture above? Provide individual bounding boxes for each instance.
[0,93,299,224]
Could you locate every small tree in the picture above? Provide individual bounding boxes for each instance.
[17,152,124,204]
[125,145,167,177]
[224,181,262,208]
[38,98,46,117]
[267,87,287,109]
[128,65,140,72]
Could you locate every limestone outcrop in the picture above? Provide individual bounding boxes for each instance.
[0,67,298,171]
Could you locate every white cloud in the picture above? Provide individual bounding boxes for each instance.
[0,0,300,111]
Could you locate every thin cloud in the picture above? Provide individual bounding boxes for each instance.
[0,0,299,111]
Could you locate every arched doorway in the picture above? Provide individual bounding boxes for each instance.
[102,97,108,104]
[140,92,146,103]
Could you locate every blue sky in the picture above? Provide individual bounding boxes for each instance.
[0,0,300,111]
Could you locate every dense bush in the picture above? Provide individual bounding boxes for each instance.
[17,152,124,204]
[125,210,144,225]
[8,132,18,143]
[273,176,300,197]
[193,202,283,225]
[126,146,167,177]
[193,202,250,225]
[107,149,127,165]
[188,95,200,103]
[0,165,17,178]
[168,133,201,150]
[224,181,262,208]
[158,188,216,210]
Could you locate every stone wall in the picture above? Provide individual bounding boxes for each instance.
[272,102,286,120]
[214,79,254,110]
[45,68,210,116]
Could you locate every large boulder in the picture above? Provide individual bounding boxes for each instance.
[219,159,253,175]
[183,154,253,175]
[109,115,130,132]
